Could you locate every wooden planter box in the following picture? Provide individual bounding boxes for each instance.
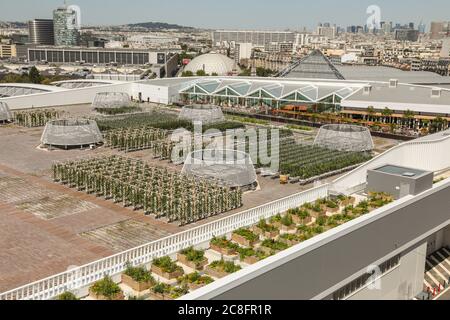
[151,265,183,280]
[177,253,208,271]
[279,237,301,247]
[89,289,124,301]
[243,256,260,265]
[341,197,356,206]
[150,292,173,301]
[205,265,230,279]
[292,215,313,225]
[326,206,340,214]
[121,274,153,292]
[308,209,326,219]
[259,246,275,256]
[188,282,208,291]
[210,243,237,256]
[232,233,259,247]
[252,226,279,239]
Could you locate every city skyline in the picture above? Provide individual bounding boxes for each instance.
[0,0,449,30]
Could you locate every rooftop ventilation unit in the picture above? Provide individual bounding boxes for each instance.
[389,79,398,88]
[363,85,372,95]
[431,88,442,98]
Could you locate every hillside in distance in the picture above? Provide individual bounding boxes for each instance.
[126,21,194,30]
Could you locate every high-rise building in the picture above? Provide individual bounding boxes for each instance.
[430,22,450,40]
[212,30,296,47]
[394,29,420,42]
[53,5,80,46]
[316,25,336,39]
[28,19,54,45]
[441,38,450,58]
[418,22,426,34]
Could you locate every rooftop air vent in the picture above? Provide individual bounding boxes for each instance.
[389,79,398,88]
[431,88,442,98]
[363,85,372,95]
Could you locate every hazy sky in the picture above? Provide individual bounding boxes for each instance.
[0,0,449,30]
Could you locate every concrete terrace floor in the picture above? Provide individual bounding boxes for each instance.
[0,105,401,293]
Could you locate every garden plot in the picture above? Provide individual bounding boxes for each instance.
[52,155,243,226]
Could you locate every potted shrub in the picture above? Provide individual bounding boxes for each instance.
[57,291,78,300]
[122,263,155,292]
[178,272,214,291]
[259,239,289,255]
[291,209,312,225]
[150,282,173,300]
[169,285,190,299]
[151,256,184,280]
[232,228,260,247]
[177,247,208,271]
[279,214,296,232]
[252,219,279,239]
[341,196,356,206]
[325,199,339,213]
[89,276,124,300]
[210,236,239,256]
[279,233,302,246]
[205,259,242,279]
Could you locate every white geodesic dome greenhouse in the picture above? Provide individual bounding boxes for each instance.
[92,92,131,110]
[179,105,225,124]
[41,119,103,148]
[314,124,374,152]
[0,102,12,122]
[182,149,257,188]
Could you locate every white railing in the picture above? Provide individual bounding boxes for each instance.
[0,184,329,300]
[332,131,450,194]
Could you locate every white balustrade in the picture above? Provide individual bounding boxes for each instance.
[0,184,329,300]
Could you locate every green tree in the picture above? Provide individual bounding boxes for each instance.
[196,69,207,76]
[181,70,194,77]
[28,66,43,84]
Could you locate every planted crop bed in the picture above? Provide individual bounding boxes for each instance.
[103,126,169,152]
[52,155,243,225]
[243,134,372,179]
[14,109,62,127]
[277,137,372,179]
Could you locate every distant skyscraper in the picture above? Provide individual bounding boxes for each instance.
[418,22,426,34]
[430,22,450,40]
[28,19,54,45]
[53,5,81,46]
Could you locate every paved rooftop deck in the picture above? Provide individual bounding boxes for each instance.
[0,104,400,293]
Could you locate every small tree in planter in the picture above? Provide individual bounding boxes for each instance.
[205,259,242,278]
[150,282,173,300]
[178,272,214,290]
[325,199,339,214]
[151,256,184,280]
[232,228,260,247]
[279,233,303,246]
[252,219,279,239]
[122,263,156,292]
[177,247,208,270]
[260,239,289,255]
[90,276,124,300]
[57,291,78,300]
[170,285,190,299]
[210,236,239,256]
[340,195,356,206]
[291,208,312,225]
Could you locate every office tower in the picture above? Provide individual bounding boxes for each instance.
[28,19,55,45]
[53,5,81,46]
[430,22,450,40]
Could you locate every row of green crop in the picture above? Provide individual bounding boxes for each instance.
[52,155,243,225]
